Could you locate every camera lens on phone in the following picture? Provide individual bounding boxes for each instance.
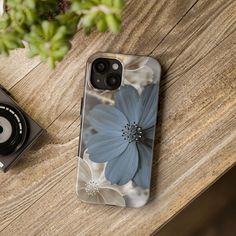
[106,74,121,90]
[94,60,107,73]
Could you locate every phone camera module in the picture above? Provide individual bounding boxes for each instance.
[91,58,123,90]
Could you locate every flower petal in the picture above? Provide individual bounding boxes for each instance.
[123,186,150,208]
[105,143,139,185]
[76,179,87,191]
[133,143,153,189]
[124,66,154,91]
[99,188,126,207]
[115,85,141,123]
[83,151,106,180]
[87,133,128,163]
[142,127,155,148]
[123,56,149,70]
[77,157,92,182]
[146,57,161,84]
[139,84,158,129]
[143,127,155,143]
[144,127,154,139]
[77,189,105,204]
[88,104,128,135]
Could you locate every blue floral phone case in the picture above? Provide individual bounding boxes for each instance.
[76,53,161,207]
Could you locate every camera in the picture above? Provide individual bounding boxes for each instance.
[0,86,43,172]
[91,58,122,90]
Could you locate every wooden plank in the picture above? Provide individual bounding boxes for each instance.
[0,49,40,89]
[0,0,235,235]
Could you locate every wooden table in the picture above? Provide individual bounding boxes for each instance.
[0,1,235,235]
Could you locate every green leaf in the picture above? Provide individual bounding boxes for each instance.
[82,12,97,28]
[102,0,113,7]
[113,0,125,9]
[96,18,107,32]
[105,13,120,33]
[42,21,55,40]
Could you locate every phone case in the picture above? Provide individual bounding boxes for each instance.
[76,53,161,208]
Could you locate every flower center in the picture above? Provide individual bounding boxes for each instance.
[122,122,143,143]
[85,179,99,196]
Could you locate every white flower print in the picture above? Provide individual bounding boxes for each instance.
[76,151,125,207]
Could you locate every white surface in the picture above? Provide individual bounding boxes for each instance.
[0,0,4,17]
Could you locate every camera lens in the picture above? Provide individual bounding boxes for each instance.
[94,60,107,73]
[0,104,28,155]
[0,117,12,144]
[0,125,3,134]
[95,62,106,72]
[106,74,121,90]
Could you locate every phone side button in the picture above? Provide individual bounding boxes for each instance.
[80,97,84,115]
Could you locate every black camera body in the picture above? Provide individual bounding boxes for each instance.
[0,86,43,172]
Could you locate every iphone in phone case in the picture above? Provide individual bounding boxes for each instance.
[76,53,161,207]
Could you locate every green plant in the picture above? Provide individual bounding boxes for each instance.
[0,0,125,68]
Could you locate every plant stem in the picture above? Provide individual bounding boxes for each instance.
[57,0,70,13]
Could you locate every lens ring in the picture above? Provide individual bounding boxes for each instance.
[0,103,28,155]
[0,125,3,134]
[0,117,12,143]
[93,59,108,74]
[95,62,106,72]
[106,74,121,90]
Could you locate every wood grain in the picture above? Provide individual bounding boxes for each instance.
[0,0,235,235]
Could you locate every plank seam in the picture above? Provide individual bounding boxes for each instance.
[148,0,200,56]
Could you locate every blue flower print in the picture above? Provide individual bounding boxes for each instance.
[87,84,158,189]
